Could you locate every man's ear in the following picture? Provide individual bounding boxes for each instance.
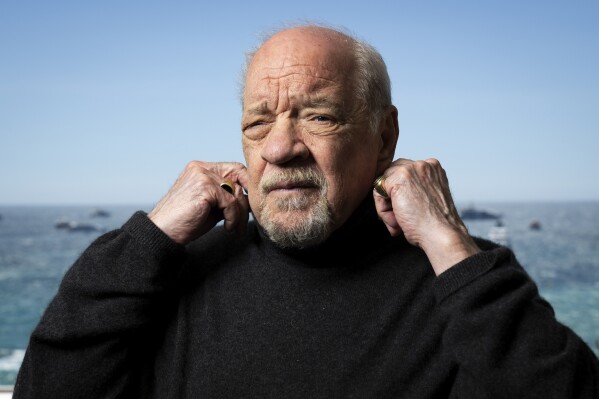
[376,105,399,174]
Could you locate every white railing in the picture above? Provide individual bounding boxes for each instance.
[0,386,13,399]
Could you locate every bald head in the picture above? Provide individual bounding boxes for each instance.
[256,26,355,59]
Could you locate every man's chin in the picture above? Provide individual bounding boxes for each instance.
[265,208,312,225]
[257,205,333,249]
[265,191,319,211]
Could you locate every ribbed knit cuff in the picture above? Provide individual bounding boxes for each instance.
[122,211,186,264]
[433,246,509,303]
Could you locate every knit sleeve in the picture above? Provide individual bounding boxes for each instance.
[433,246,599,398]
[13,211,187,399]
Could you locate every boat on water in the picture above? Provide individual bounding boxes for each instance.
[90,208,110,218]
[55,219,104,233]
[529,220,542,230]
[54,217,71,229]
[460,206,501,220]
[67,222,105,233]
[488,220,510,247]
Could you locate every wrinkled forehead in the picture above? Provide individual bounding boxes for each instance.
[245,63,346,101]
[243,30,356,105]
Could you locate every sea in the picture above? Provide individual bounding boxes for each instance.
[1,202,599,386]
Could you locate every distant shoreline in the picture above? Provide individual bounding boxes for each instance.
[1,200,599,208]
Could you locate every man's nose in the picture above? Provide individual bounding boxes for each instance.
[260,117,310,165]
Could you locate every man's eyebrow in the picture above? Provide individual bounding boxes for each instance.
[244,102,270,116]
[243,97,344,116]
[302,97,343,111]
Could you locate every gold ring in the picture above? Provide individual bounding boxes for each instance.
[220,179,235,194]
[373,175,388,198]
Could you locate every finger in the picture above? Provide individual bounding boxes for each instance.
[217,165,250,232]
[233,182,250,234]
[389,158,414,168]
[221,199,241,233]
[215,180,251,234]
[373,191,403,236]
[233,167,250,193]
[209,162,249,191]
[192,164,247,234]
[424,157,440,166]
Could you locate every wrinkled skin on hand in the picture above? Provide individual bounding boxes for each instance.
[148,161,250,245]
[373,158,480,275]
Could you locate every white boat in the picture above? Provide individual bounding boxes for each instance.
[55,219,104,233]
[66,221,104,233]
[488,220,510,247]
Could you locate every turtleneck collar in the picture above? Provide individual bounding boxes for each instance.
[254,194,403,267]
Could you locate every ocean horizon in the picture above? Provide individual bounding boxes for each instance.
[1,201,598,386]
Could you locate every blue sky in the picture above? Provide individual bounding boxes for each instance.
[1,1,598,205]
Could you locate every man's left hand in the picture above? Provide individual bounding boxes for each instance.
[373,158,480,275]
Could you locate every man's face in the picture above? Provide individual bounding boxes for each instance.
[241,28,382,247]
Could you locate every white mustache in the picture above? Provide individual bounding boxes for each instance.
[260,169,327,194]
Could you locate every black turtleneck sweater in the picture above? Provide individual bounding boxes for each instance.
[14,199,599,398]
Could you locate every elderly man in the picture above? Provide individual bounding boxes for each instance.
[14,26,599,398]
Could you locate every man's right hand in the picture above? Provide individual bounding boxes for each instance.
[147,161,250,245]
